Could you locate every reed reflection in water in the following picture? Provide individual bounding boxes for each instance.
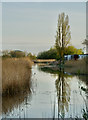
[2,58,32,116]
[2,86,32,115]
[2,64,88,118]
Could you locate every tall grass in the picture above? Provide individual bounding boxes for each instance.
[64,58,88,75]
[2,58,32,95]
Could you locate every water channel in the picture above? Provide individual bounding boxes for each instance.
[2,64,88,118]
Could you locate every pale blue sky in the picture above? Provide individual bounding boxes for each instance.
[2,2,86,54]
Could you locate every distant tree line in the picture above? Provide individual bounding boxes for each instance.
[37,48,58,59]
[37,46,84,60]
[2,50,36,60]
[2,46,83,60]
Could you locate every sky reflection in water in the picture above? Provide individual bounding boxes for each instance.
[2,64,88,118]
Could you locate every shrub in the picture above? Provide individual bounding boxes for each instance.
[37,48,58,59]
[9,50,26,58]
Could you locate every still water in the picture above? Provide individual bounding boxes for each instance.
[2,64,88,118]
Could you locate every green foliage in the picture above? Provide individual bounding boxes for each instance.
[2,50,11,58]
[55,12,83,61]
[77,69,80,75]
[37,48,58,59]
[2,50,37,59]
[9,50,26,58]
[64,46,83,55]
[2,50,26,58]
[27,53,36,60]
[37,46,83,59]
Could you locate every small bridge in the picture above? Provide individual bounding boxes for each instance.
[33,59,56,64]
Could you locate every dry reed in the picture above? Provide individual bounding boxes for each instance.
[64,58,88,75]
[2,58,32,95]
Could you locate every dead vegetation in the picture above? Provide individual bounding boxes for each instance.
[64,58,88,75]
[2,58,32,95]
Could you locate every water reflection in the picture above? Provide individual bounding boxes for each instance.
[39,66,71,117]
[2,74,32,115]
[39,65,88,118]
[55,70,71,118]
[2,88,32,114]
[2,64,88,118]
[78,75,88,86]
[79,75,88,118]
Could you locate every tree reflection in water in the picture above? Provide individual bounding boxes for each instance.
[55,69,71,118]
[38,65,88,118]
[39,66,72,118]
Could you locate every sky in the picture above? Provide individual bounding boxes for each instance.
[86,2,88,39]
[2,2,86,54]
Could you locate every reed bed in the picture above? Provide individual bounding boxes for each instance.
[2,58,32,96]
[64,58,88,75]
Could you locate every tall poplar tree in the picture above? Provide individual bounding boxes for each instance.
[55,13,71,66]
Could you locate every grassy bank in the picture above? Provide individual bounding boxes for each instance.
[2,58,32,96]
[64,58,88,75]
[37,58,88,75]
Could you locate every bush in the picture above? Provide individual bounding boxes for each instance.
[2,50,11,58]
[37,46,84,60]
[27,53,36,60]
[37,48,58,59]
[9,50,26,58]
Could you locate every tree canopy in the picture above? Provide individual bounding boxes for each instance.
[64,46,83,55]
[37,48,58,59]
[55,13,71,62]
[2,50,37,59]
[37,46,83,59]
